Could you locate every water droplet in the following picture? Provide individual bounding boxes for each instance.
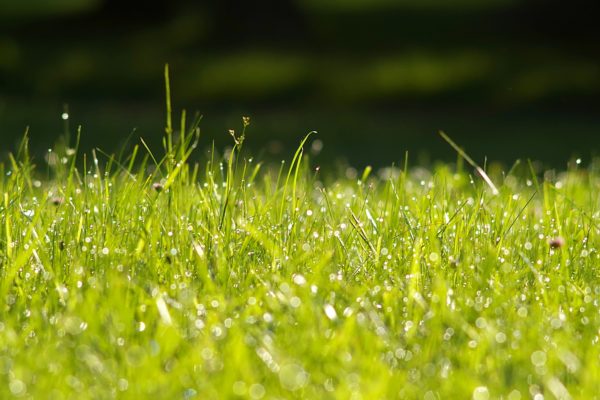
[61,112,69,120]
[279,363,309,391]
[290,297,301,308]
[211,325,224,338]
[183,388,197,399]
[531,350,547,366]
[324,304,337,321]
[9,379,26,396]
[21,209,34,218]
[249,383,265,399]
[263,313,273,323]
[293,274,306,286]
[63,316,84,335]
[495,332,507,344]
[472,386,490,400]
[475,317,487,329]
[118,378,129,391]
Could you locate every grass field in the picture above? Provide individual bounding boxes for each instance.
[1,110,599,399]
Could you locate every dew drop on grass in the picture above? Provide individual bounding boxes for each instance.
[63,316,85,335]
[531,351,547,366]
[183,388,197,399]
[263,313,273,323]
[201,348,214,361]
[495,332,507,344]
[279,363,309,391]
[249,383,265,399]
[9,379,26,396]
[117,378,129,391]
[507,390,522,400]
[475,317,487,329]
[324,304,337,321]
[293,274,306,286]
[290,297,301,308]
[21,209,34,218]
[472,386,490,400]
[211,325,224,339]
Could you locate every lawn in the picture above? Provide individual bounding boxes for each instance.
[0,109,599,399]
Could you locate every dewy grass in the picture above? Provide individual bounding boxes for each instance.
[0,74,599,397]
[0,125,599,400]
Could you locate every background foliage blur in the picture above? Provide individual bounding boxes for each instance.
[1,0,599,166]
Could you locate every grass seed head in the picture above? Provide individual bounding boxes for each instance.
[50,196,63,206]
[549,236,565,249]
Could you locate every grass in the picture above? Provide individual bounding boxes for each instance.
[1,103,600,399]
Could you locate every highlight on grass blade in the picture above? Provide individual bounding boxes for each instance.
[439,130,499,195]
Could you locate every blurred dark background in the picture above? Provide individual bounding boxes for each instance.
[0,0,599,167]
